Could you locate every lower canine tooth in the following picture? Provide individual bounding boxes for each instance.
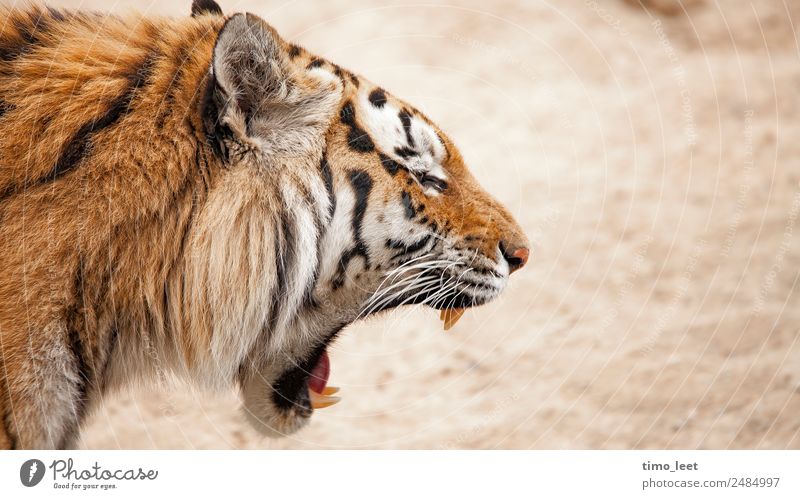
[442,308,465,331]
[310,391,341,409]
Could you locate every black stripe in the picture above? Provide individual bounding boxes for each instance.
[330,170,372,289]
[280,208,297,294]
[63,307,90,448]
[349,170,372,252]
[191,0,223,17]
[368,88,387,108]
[339,101,357,127]
[347,127,374,152]
[340,101,374,153]
[51,50,156,182]
[401,191,416,219]
[398,108,415,147]
[267,203,297,329]
[156,41,194,129]
[331,245,363,290]
[59,259,94,449]
[0,10,49,62]
[332,65,347,87]
[288,44,302,59]
[0,100,12,119]
[266,220,284,329]
[320,154,336,220]
[306,58,324,70]
[379,152,402,176]
[386,239,407,250]
[395,146,416,159]
[302,157,335,308]
[46,7,66,22]
[44,50,156,188]
[387,234,432,261]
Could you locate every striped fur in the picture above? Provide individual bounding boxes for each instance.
[0,4,528,448]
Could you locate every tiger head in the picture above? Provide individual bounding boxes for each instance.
[196,9,529,436]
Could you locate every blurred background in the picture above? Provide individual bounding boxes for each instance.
[20,0,800,449]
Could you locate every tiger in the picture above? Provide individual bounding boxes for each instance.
[0,0,529,449]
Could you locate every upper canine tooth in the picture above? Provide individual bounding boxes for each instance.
[442,308,465,331]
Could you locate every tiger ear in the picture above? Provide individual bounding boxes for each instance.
[209,13,340,158]
[191,0,223,17]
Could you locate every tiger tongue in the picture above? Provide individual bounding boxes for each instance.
[440,308,465,331]
[307,350,330,394]
[307,351,341,409]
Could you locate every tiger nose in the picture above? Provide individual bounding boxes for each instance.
[500,242,529,273]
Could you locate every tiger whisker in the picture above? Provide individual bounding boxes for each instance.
[357,255,442,314]
[381,276,458,316]
[359,274,434,318]
[429,271,470,309]
[366,259,462,307]
[359,276,441,318]
[421,268,467,309]
[385,258,461,277]
[364,263,450,309]
[361,266,452,313]
[361,255,471,319]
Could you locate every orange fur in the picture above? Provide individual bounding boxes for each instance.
[0,4,528,448]
[0,6,225,448]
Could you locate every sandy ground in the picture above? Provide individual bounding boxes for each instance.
[18,0,799,449]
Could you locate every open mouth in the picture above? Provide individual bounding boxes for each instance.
[269,260,509,418]
[306,350,341,409]
[268,345,341,417]
[278,304,468,413]
[245,252,523,437]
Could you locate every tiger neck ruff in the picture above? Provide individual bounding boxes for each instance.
[0,0,529,449]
